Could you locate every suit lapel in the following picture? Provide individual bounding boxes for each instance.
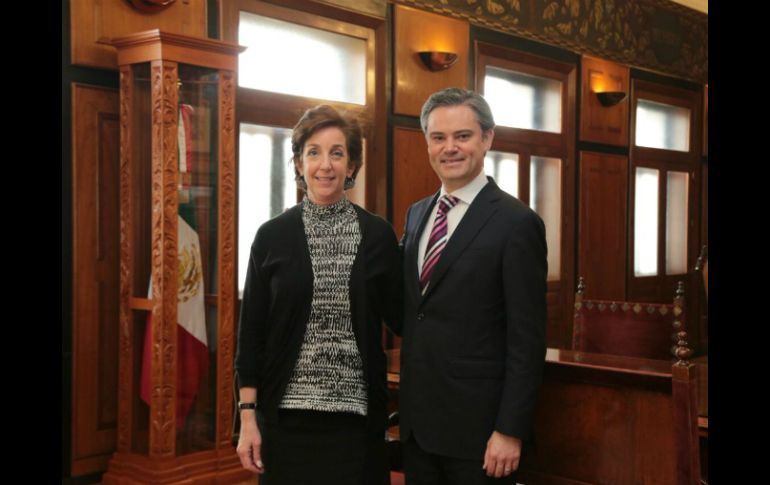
[406,193,439,303]
[421,181,501,301]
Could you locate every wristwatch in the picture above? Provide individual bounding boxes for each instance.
[238,401,257,410]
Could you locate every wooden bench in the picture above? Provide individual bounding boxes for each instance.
[518,348,701,485]
[572,276,686,360]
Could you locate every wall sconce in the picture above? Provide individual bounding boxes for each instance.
[594,91,627,107]
[125,0,176,13]
[418,51,458,71]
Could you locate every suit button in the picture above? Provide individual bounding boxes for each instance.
[417,313,425,321]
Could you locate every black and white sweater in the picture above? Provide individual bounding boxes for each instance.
[279,196,368,415]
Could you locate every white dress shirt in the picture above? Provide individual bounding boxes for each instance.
[417,170,489,279]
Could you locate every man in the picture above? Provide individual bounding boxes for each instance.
[399,87,547,484]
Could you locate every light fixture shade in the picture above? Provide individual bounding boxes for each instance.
[595,91,627,107]
[418,51,459,71]
[125,0,176,12]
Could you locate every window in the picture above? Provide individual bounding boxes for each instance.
[531,156,562,281]
[629,79,702,301]
[483,150,563,280]
[635,99,691,152]
[484,66,561,133]
[238,12,367,104]
[475,39,576,348]
[633,167,659,277]
[238,124,294,294]
[225,1,382,296]
[476,41,575,284]
[665,171,689,275]
[484,150,518,198]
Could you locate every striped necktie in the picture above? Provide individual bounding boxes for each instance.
[420,194,459,292]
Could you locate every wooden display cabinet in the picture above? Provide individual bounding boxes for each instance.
[103,30,249,484]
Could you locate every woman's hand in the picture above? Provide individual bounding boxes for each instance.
[236,416,265,474]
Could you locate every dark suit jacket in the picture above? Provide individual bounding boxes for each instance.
[399,178,547,460]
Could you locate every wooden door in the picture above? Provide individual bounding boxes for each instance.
[71,83,120,477]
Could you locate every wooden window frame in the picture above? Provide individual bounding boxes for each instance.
[474,40,577,349]
[222,0,387,211]
[628,79,702,303]
[222,0,387,287]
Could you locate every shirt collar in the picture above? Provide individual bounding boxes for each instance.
[440,170,489,206]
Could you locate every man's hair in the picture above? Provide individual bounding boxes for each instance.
[420,87,496,133]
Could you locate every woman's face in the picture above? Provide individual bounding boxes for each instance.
[296,126,354,205]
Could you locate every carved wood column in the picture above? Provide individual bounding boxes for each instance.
[216,70,237,449]
[148,59,180,457]
[117,65,134,454]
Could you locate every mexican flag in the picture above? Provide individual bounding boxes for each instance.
[140,215,209,430]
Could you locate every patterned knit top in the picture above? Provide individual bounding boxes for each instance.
[279,196,368,415]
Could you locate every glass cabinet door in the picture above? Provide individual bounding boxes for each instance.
[127,61,220,455]
[175,63,220,454]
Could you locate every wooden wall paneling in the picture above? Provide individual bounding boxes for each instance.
[71,0,207,69]
[580,55,630,146]
[545,282,565,349]
[71,83,120,476]
[703,84,708,156]
[578,151,628,301]
[370,20,388,217]
[700,161,707,269]
[559,59,577,350]
[393,4,469,116]
[392,127,438,239]
[697,159,707,352]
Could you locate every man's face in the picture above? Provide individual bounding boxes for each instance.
[425,104,494,193]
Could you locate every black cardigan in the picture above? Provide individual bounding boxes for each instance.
[235,202,403,433]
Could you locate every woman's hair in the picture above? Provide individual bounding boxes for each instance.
[291,105,364,187]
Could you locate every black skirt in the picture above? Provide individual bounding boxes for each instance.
[258,409,386,485]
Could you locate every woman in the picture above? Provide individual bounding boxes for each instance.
[235,104,402,484]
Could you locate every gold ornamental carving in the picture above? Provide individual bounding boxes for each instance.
[395,0,707,83]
